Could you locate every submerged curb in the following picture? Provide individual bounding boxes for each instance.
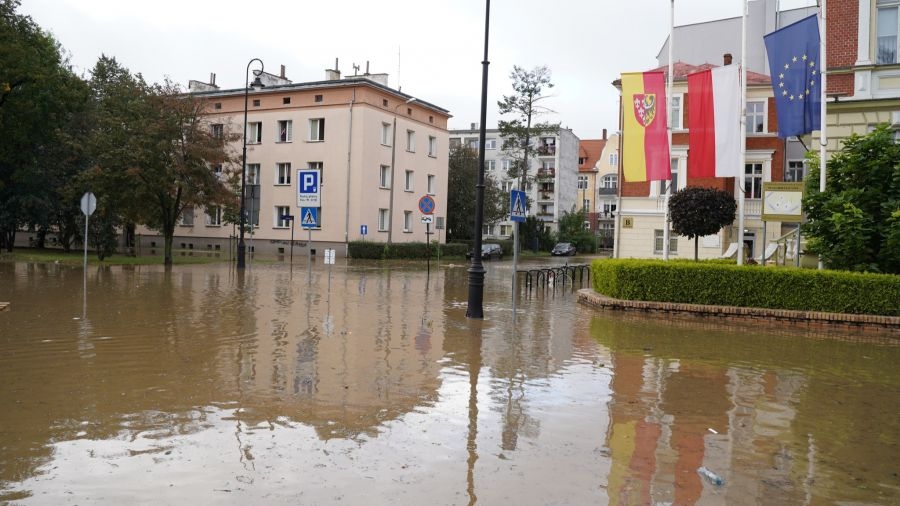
[577,289,900,334]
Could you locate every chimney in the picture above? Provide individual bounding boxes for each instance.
[471,122,479,130]
[209,73,216,86]
[602,128,607,140]
[724,53,733,66]
[280,65,286,78]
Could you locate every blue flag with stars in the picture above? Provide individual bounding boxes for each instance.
[764,15,821,138]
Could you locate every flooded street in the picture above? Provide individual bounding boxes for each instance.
[1,258,898,505]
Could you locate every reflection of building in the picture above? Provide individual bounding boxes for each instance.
[449,125,580,237]
[138,65,450,258]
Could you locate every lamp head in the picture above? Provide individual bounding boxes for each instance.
[251,75,265,90]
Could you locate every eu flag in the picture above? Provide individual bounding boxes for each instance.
[764,15,821,138]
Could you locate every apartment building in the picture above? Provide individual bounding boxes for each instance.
[596,132,620,249]
[577,135,606,231]
[137,66,450,258]
[449,126,580,238]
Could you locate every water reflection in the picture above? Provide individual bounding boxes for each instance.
[0,260,897,504]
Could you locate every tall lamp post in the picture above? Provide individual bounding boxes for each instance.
[387,97,416,244]
[237,58,265,270]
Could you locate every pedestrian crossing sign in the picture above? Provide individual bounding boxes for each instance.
[301,207,319,228]
[510,190,527,223]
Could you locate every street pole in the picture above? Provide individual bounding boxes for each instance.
[387,97,416,244]
[237,58,264,270]
[467,0,491,319]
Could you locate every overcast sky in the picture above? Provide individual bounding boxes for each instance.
[21,0,815,140]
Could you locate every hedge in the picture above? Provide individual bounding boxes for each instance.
[348,240,468,260]
[591,258,900,316]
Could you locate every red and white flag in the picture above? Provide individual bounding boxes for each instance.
[687,65,741,178]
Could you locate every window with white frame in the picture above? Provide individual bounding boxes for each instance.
[211,123,224,138]
[381,122,392,145]
[404,211,413,232]
[499,224,511,236]
[501,180,513,193]
[248,122,262,144]
[485,138,497,149]
[309,118,325,141]
[205,206,222,226]
[601,174,618,189]
[577,175,588,189]
[654,229,678,255]
[275,206,291,227]
[180,206,194,226]
[485,160,496,171]
[602,202,617,215]
[745,162,763,198]
[379,165,391,188]
[785,160,806,182]
[449,137,461,148]
[501,159,512,172]
[405,170,414,191]
[878,0,900,64]
[609,152,618,168]
[746,101,766,134]
[659,158,679,194]
[378,208,389,231]
[406,130,415,152]
[276,162,291,185]
[247,164,260,185]
[427,174,435,194]
[428,136,437,157]
[465,137,478,150]
[482,224,495,236]
[671,94,683,129]
[277,120,292,142]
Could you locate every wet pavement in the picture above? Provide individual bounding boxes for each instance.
[0,257,898,505]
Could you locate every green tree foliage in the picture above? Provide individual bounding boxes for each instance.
[668,186,737,260]
[802,125,900,273]
[446,145,506,242]
[519,215,554,252]
[0,0,90,251]
[497,66,560,187]
[556,207,597,254]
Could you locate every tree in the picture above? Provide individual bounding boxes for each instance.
[519,215,554,252]
[497,66,560,188]
[668,186,737,261]
[802,125,900,273]
[446,145,506,242]
[556,207,597,254]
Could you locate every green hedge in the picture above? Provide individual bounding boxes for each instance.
[591,258,900,316]
[348,240,468,259]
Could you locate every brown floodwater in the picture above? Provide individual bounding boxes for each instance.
[0,258,898,505]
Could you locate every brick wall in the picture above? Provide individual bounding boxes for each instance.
[828,0,858,97]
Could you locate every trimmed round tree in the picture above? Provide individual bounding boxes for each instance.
[668,187,737,260]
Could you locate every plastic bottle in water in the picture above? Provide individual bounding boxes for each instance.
[697,466,724,486]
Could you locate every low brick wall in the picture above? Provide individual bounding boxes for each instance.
[577,289,900,335]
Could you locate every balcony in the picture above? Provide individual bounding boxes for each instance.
[597,187,617,196]
[536,168,555,180]
[538,192,554,201]
[537,145,556,156]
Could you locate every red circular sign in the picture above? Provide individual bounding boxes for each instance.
[418,195,436,215]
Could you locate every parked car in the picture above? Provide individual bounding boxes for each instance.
[466,243,504,260]
[551,242,577,256]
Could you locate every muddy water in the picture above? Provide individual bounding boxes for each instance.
[0,259,898,505]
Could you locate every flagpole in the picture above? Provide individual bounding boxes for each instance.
[818,0,827,270]
[737,0,748,266]
[663,0,674,261]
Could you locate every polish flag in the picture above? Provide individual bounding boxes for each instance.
[687,66,741,178]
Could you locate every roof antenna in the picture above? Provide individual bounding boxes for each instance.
[397,45,402,91]
[352,63,360,76]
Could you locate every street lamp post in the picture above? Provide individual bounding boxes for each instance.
[281,214,295,264]
[237,58,265,270]
[387,97,416,244]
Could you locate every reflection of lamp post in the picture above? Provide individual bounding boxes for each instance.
[237,58,265,270]
[387,97,416,244]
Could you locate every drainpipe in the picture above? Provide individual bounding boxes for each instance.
[344,89,356,257]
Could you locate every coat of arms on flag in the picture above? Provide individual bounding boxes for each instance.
[633,94,657,127]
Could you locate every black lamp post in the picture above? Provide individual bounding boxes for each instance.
[237,58,265,270]
[281,214,295,264]
[466,0,491,319]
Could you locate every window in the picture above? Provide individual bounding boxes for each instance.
[501,160,512,172]
[785,160,806,182]
[601,174,618,189]
[315,94,323,102]
[405,170,414,191]
[247,164,260,184]
[499,224,511,236]
[744,162,763,198]
[406,130,415,152]
[539,137,556,155]
[602,202,617,215]
[609,152,618,167]
[482,224,495,236]
[277,120,292,142]
[582,198,590,210]
[214,102,222,110]
[501,180,513,193]
[211,123,223,138]
[671,95,683,129]
[380,165,391,188]
[449,137,461,148]
[485,138,497,150]
[283,97,291,105]
[578,157,587,165]
[180,206,194,226]
[427,174,436,194]
[252,99,260,107]
[309,118,325,141]
[276,162,291,185]
[541,160,555,171]
[248,122,262,143]
[465,137,478,150]
[378,208,389,231]
[428,136,437,157]
[660,158,680,194]
[577,175,588,189]
[212,164,223,177]
[878,0,899,64]
[654,229,678,255]
[205,206,222,226]
[382,122,392,145]
[404,211,413,232]
[275,206,291,227]
[383,99,389,107]
[485,160,496,171]
[746,101,766,134]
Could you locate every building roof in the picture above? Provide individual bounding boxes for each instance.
[646,61,771,85]
[579,139,606,173]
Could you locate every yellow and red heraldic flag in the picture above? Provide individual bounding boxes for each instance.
[621,72,671,182]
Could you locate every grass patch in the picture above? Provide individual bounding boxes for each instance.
[0,248,227,266]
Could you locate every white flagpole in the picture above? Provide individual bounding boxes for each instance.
[818,1,827,269]
[663,0,674,261]
[737,0,748,266]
